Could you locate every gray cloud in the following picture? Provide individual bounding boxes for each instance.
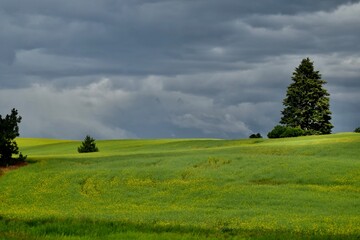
[0,1,359,139]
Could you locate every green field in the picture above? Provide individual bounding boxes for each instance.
[0,133,359,239]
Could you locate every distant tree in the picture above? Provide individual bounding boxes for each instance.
[249,133,262,139]
[280,58,333,134]
[0,108,27,166]
[355,127,360,133]
[78,135,99,153]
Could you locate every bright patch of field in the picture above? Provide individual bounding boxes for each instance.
[0,133,359,239]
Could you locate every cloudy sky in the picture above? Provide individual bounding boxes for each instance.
[1,0,359,139]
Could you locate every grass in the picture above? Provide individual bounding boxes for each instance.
[0,133,359,239]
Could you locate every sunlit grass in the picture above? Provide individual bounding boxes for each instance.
[1,133,359,239]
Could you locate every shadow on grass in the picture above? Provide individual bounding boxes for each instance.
[0,158,39,176]
[0,215,358,240]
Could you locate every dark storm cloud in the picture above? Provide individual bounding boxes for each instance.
[0,0,359,139]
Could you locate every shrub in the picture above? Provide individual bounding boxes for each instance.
[78,135,99,153]
[280,127,304,138]
[249,133,262,139]
[355,127,360,133]
[267,125,287,138]
[268,125,305,138]
[303,129,321,136]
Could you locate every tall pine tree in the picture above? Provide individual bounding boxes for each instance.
[280,58,333,134]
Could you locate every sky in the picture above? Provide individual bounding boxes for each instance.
[1,0,359,139]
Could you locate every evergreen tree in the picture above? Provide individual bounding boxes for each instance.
[78,135,99,153]
[280,58,333,134]
[0,108,27,166]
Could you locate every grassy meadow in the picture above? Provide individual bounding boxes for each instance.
[0,133,359,239]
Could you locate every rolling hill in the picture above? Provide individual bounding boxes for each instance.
[0,133,359,239]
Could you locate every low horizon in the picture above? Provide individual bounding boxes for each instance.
[16,131,358,141]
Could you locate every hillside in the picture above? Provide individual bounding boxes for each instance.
[0,133,359,239]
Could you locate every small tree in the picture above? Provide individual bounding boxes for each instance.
[78,135,99,153]
[0,108,27,166]
[355,127,360,133]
